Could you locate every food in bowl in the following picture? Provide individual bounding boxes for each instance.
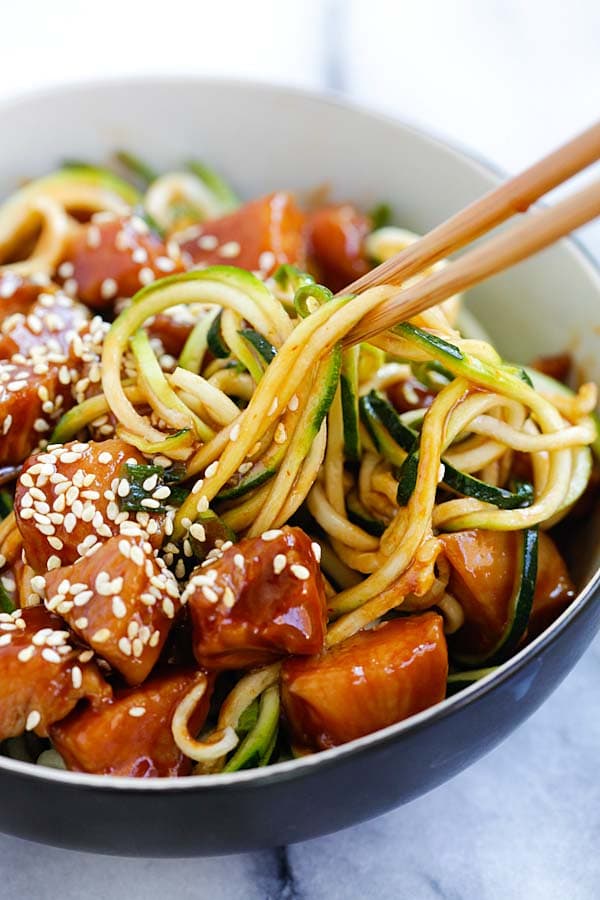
[0,154,596,777]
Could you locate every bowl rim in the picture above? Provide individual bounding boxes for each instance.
[0,74,599,792]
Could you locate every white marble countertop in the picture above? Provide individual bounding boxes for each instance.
[1,2,599,896]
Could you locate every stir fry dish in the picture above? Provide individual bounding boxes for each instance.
[0,155,596,777]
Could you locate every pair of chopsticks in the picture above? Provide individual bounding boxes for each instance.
[343,122,600,345]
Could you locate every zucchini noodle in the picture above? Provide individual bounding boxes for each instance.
[0,160,596,776]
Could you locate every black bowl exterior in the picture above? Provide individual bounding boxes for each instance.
[1,579,598,857]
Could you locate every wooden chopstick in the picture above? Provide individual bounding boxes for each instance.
[345,178,600,346]
[340,121,600,299]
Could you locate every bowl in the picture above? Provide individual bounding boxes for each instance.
[0,77,599,857]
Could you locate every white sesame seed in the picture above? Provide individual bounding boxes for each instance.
[273,553,287,574]
[47,555,61,571]
[233,553,245,571]
[71,666,83,689]
[112,596,127,619]
[217,240,241,259]
[100,278,118,301]
[17,646,35,663]
[138,267,155,286]
[261,529,283,542]
[311,541,322,563]
[268,397,278,416]
[197,234,218,250]
[118,636,132,656]
[290,564,310,581]
[25,710,41,731]
[91,628,111,644]
[74,617,88,630]
[204,461,219,478]
[98,451,113,465]
[229,423,240,442]
[128,706,146,718]
[258,250,276,272]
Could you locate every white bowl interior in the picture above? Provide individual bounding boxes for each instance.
[0,77,598,588]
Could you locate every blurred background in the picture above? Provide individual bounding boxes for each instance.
[0,2,599,897]
[1,0,598,240]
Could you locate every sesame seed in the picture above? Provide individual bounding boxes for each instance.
[42,647,62,663]
[31,575,46,593]
[132,638,143,657]
[258,250,276,271]
[58,260,75,278]
[189,523,206,542]
[0,633,12,647]
[91,628,111,644]
[98,451,113,465]
[261,529,283,542]
[74,617,88,629]
[87,225,101,248]
[229,423,240,442]
[273,553,287,574]
[201,585,219,603]
[267,397,278,416]
[130,545,144,566]
[142,474,158,492]
[100,278,118,300]
[196,495,209,513]
[233,553,245,571]
[128,706,146,717]
[17,646,35,662]
[25,710,41,731]
[78,649,94,663]
[112,596,127,618]
[47,555,61,570]
[205,461,219,478]
[156,256,176,272]
[71,666,83,689]
[117,479,131,498]
[222,586,236,608]
[138,267,155,286]
[217,241,241,259]
[197,234,218,250]
[132,247,148,264]
[118,636,132,656]
[290,564,310,581]
[311,541,322,563]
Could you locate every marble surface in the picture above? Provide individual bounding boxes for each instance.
[1,1,599,897]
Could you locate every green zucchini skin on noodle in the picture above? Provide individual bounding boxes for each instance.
[340,347,361,463]
[360,390,534,510]
[223,685,280,772]
[451,527,539,669]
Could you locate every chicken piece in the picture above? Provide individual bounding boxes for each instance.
[57,214,182,311]
[14,438,154,572]
[0,605,110,742]
[178,192,305,275]
[0,271,49,325]
[51,668,211,777]
[306,204,371,292]
[281,612,448,751]
[184,526,327,670]
[44,533,181,684]
[440,529,575,656]
[0,360,72,467]
[0,288,90,361]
